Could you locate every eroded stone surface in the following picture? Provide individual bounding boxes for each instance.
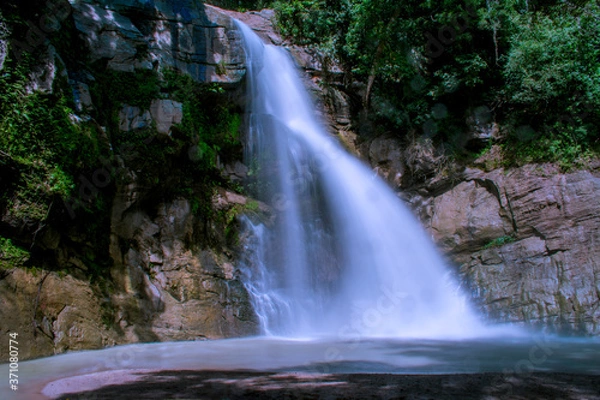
[0,269,117,361]
[107,181,258,344]
[71,0,245,83]
[423,164,600,334]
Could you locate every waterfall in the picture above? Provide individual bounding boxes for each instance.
[235,21,486,339]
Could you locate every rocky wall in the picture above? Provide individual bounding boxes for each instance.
[0,0,259,361]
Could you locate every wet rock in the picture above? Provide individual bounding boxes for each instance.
[219,7,282,45]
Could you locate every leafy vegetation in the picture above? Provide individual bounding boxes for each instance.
[0,55,101,224]
[483,235,516,249]
[273,0,600,168]
[205,0,275,12]
[0,2,246,280]
[0,237,30,269]
[91,69,160,120]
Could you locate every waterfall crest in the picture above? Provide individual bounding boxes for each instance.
[236,20,486,339]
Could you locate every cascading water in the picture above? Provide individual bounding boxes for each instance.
[236,21,487,339]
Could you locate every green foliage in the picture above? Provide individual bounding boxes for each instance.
[0,237,30,269]
[499,3,600,166]
[0,59,100,223]
[274,0,342,48]
[204,0,274,12]
[483,235,516,249]
[163,69,243,169]
[90,68,160,125]
[274,0,600,167]
[245,200,260,212]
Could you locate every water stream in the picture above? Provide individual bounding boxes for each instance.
[235,20,487,339]
[4,336,600,399]
[2,20,599,400]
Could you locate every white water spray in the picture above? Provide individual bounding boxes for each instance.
[236,21,486,339]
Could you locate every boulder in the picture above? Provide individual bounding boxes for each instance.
[149,99,183,135]
[119,105,152,131]
[25,44,67,94]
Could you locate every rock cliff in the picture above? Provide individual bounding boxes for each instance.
[367,141,600,334]
[1,0,598,366]
[0,0,259,361]
[246,6,600,335]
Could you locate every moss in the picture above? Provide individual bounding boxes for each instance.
[0,60,102,223]
[89,68,161,127]
[0,237,30,269]
[216,59,227,76]
[483,235,516,249]
[222,205,242,246]
[245,200,260,212]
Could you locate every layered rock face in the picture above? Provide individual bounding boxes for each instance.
[0,269,116,360]
[421,164,600,334]
[108,186,257,343]
[367,143,600,334]
[0,0,258,361]
[71,0,245,83]
[0,185,258,360]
